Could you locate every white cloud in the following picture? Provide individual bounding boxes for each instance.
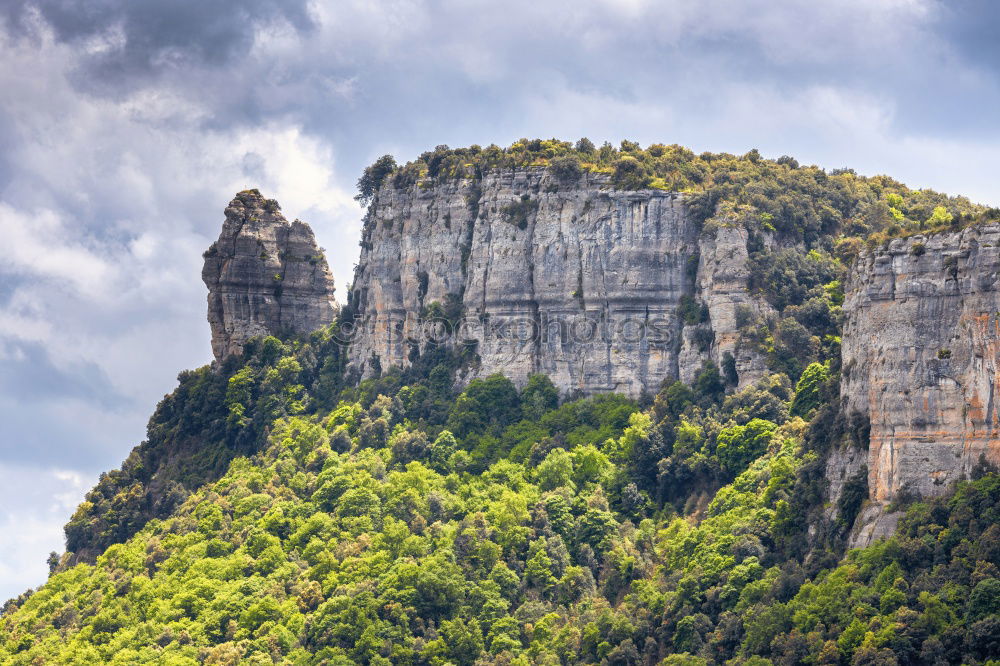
[223,125,358,227]
[0,204,116,298]
[0,16,359,518]
[0,462,90,602]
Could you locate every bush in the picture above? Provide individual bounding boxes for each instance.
[693,361,725,406]
[502,195,538,230]
[715,419,777,475]
[549,155,584,182]
[721,352,738,386]
[790,362,830,417]
[612,156,652,189]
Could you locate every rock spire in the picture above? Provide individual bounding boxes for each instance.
[202,189,337,360]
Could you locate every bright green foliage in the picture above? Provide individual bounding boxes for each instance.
[3,377,998,663]
[651,373,796,506]
[715,419,778,475]
[345,364,637,480]
[0,405,647,664]
[790,361,831,417]
[927,205,954,228]
[63,328,347,561]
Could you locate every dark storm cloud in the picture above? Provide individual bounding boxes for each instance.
[3,0,314,88]
[0,341,124,408]
[940,0,1000,72]
[8,0,996,171]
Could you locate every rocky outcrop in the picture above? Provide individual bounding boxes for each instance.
[202,190,337,360]
[679,223,774,388]
[841,224,1000,511]
[347,168,769,396]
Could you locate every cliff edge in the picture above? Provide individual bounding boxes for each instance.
[347,167,770,396]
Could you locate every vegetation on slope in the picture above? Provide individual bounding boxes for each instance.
[62,328,348,563]
[68,139,998,567]
[2,359,997,663]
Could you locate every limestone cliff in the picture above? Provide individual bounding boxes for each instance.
[202,190,337,361]
[841,224,1000,529]
[347,168,769,396]
[678,223,774,388]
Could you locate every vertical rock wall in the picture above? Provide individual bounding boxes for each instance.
[347,168,769,396]
[678,224,774,388]
[198,177,1000,549]
[842,224,1000,508]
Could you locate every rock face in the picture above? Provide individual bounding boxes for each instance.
[679,224,775,387]
[842,225,1000,509]
[347,168,769,396]
[203,190,337,360]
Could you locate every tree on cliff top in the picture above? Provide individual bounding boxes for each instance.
[355,154,397,206]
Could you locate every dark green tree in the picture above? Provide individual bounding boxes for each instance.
[355,154,398,206]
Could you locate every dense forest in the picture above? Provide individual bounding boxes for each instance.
[2,141,999,664]
[2,332,998,663]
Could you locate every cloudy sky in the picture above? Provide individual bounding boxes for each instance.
[0,0,998,600]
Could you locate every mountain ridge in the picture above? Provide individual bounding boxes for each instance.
[5,139,999,665]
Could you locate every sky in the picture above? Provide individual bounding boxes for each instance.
[0,0,999,601]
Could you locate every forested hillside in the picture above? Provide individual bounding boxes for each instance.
[2,332,998,663]
[2,141,999,664]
